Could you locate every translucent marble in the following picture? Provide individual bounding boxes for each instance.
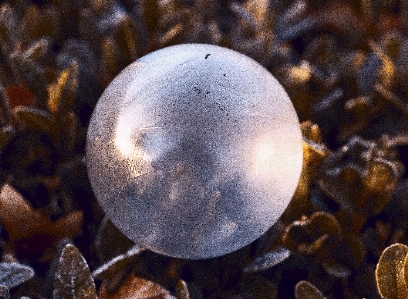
[86,44,303,259]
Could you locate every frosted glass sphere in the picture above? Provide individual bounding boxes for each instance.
[86,44,303,259]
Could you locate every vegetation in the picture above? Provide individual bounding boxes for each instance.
[0,0,408,298]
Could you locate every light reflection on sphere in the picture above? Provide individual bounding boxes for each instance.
[86,44,303,259]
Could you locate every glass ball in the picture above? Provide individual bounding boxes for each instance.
[86,44,303,259]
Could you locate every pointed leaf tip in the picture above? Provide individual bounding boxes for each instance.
[53,243,97,299]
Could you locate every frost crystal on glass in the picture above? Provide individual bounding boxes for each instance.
[86,44,303,259]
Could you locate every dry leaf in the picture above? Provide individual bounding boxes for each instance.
[51,210,84,240]
[141,0,160,34]
[243,247,291,274]
[94,216,135,263]
[53,243,97,299]
[175,279,189,299]
[0,126,14,150]
[92,245,144,280]
[23,38,50,62]
[237,275,278,299]
[47,63,78,117]
[0,184,83,260]
[295,280,326,299]
[99,274,175,299]
[375,243,408,299]
[283,212,341,255]
[0,285,9,299]
[0,184,43,240]
[4,85,36,108]
[0,184,83,241]
[13,106,54,136]
[0,263,34,289]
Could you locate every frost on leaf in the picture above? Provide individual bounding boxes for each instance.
[99,274,175,299]
[295,280,326,299]
[243,246,291,274]
[92,244,144,280]
[175,279,189,299]
[0,285,9,299]
[0,263,34,289]
[375,243,408,299]
[53,243,97,299]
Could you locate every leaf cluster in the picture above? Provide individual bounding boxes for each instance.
[0,0,407,298]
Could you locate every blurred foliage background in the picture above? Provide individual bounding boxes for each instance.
[1,0,408,298]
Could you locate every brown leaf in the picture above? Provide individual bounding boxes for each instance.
[20,5,60,47]
[0,184,43,240]
[114,16,138,63]
[4,85,36,108]
[59,111,79,157]
[92,245,144,280]
[47,63,78,117]
[319,136,400,216]
[0,184,83,241]
[13,106,54,137]
[243,247,291,274]
[175,279,189,299]
[101,37,120,76]
[51,210,84,240]
[0,126,14,151]
[288,136,326,220]
[0,285,9,299]
[283,212,341,255]
[321,234,366,278]
[286,122,327,221]
[369,41,395,89]
[300,121,323,144]
[53,243,97,299]
[0,184,83,260]
[237,275,278,299]
[294,280,326,299]
[99,274,174,299]
[376,243,408,299]
[142,0,160,34]
[23,38,50,62]
[94,216,135,263]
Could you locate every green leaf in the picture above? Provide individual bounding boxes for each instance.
[53,243,97,299]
